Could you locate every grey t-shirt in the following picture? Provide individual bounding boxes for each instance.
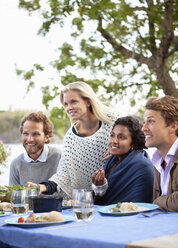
[9,146,61,186]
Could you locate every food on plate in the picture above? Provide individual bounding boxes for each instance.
[0,210,5,215]
[63,200,72,206]
[24,211,64,223]
[0,202,11,212]
[119,202,139,212]
[18,217,25,223]
[37,211,64,222]
[110,202,139,213]
[25,212,36,223]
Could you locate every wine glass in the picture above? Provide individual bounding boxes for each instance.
[11,190,29,215]
[72,189,94,222]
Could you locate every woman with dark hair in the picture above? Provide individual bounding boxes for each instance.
[92,116,154,205]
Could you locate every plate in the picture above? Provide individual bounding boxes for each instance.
[98,202,159,216]
[5,214,74,227]
[62,205,72,210]
[0,211,12,217]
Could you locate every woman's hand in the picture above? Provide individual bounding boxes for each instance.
[26,182,47,195]
[103,151,112,161]
[92,169,106,186]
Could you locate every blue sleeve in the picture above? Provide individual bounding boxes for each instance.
[40,180,58,195]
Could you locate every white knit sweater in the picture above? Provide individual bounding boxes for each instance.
[50,122,113,199]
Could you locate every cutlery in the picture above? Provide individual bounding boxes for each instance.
[139,211,168,217]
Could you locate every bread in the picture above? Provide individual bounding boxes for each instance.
[0,202,11,211]
[36,211,64,222]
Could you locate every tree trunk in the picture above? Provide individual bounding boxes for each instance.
[154,61,178,98]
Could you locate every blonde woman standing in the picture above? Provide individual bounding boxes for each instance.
[28,81,117,199]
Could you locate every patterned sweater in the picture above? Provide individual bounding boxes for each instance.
[50,122,113,199]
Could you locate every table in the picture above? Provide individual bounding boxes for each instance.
[0,206,178,248]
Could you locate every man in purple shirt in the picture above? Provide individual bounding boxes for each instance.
[142,95,178,212]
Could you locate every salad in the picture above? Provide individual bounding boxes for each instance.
[0,185,39,202]
[0,210,5,215]
[110,202,121,212]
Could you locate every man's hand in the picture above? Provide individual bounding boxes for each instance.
[26,182,47,194]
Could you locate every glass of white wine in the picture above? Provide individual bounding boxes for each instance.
[72,189,94,222]
[11,190,29,215]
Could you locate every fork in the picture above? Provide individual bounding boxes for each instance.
[139,211,168,217]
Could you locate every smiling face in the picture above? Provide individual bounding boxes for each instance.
[22,121,49,160]
[108,124,133,161]
[63,90,90,121]
[142,109,174,152]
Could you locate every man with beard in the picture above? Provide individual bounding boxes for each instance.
[9,112,61,186]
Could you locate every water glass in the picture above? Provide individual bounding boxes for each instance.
[72,189,94,222]
[28,187,40,210]
[11,190,29,215]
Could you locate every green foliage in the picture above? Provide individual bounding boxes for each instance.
[16,0,178,125]
[41,85,59,109]
[15,64,44,93]
[19,0,41,12]
[50,107,71,139]
[0,141,11,175]
[53,43,76,70]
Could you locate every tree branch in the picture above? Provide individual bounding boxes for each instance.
[133,7,147,11]
[97,17,150,66]
[159,0,174,59]
[145,0,157,53]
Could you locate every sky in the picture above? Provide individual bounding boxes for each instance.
[0,0,136,115]
[0,1,164,115]
[0,0,70,112]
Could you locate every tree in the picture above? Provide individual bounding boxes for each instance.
[17,0,178,112]
[0,141,11,175]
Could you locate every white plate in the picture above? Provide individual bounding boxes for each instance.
[0,211,11,217]
[98,202,159,216]
[5,214,74,227]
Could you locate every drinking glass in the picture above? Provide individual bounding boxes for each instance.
[28,187,40,211]
[72,189,94,222]
[11,190,29,215]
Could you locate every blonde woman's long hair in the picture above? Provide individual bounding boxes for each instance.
[60,81,117,125]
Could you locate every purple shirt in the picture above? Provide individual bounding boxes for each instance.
[152,138,178,195]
